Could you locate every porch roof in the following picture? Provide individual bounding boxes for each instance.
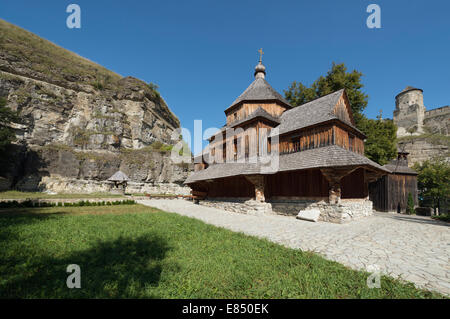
[382,163,418,175]
[184,145,389,184]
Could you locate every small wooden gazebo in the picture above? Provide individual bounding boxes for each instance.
[107,171,129,193]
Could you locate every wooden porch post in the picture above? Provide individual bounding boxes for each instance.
[245,175,266,202]
[328,181,342,204]
[320,167,359,204]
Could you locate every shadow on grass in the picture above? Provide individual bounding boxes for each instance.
[0,207,72,217]
[0,209,60,242]
[0,234,175,298]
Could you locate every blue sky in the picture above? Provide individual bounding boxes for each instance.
[1,0,449,148]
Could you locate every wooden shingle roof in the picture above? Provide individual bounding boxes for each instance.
[276,90,343,135]
[226,77,292,112]
[185,145,389,184]
[382,162,418,175]
[107,171,129,182]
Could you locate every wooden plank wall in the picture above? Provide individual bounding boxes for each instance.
[277,124,364,155]
[203,176,255,198]
[341,168,367,198]
[369,176,388,211]
[334,125,364,154]
[369,174,418,212]
[208,121,274,163]
[226,102,287,125]
[387,174,418,212]
[265,169,329,198]
[333,94,353,124]
[279,126,334,154]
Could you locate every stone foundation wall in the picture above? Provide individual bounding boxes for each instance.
[271,198,373,223]
[316,200,373,223]
[269,199,319,216]
[200,197,373,223]
[200,198,272,216]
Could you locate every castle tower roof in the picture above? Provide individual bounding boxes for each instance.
[396,86,423,99]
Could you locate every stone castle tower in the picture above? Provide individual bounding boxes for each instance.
[393,86,449,166]
[394,87,449,137]
[393,87,426,137]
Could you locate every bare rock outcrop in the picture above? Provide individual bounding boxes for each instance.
[0,19,191,193]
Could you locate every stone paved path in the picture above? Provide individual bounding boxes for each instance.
[139,199,450,296]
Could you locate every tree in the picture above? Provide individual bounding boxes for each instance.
[284,62,397,164]
[0,97,19,151]
[413,158,450,214]
[357,117,397,165]
[284,63,368,126]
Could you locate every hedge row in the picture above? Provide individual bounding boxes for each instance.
[0,199,136,209]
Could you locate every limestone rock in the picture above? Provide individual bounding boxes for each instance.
[0,20,191,193]
[296,209,321,222]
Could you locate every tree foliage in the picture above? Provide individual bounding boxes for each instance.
[284,63,368,126]
[0,97,19,151]
[284,62,397,164]
[357,117,397,165]
[413,158,450,213]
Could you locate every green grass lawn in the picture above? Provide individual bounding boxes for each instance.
[0,205,442,299]
[0,191,125,200]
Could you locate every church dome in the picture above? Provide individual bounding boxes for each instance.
[254,62,266,78]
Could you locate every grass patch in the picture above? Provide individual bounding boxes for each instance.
[0,205,442,299]
[0,19,121,90]
[0,191,125,200]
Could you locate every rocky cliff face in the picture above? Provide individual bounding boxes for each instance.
[0,19,191,193]
[398,137,449,167]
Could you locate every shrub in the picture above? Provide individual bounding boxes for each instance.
[432,214,450,222]
[23,200,33,208]
[407,193,415,215]
[0,96,7,107]
[92,81,104,91]
[0,198,137,209]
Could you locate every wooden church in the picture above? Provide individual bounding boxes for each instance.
[185,52,389,222]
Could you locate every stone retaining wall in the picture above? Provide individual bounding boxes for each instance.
[269,199,319,216]
[39,176,191,195]
[271,198,373,223]
[316,200,373,223]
